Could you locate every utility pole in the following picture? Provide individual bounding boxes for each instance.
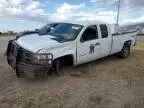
[116,0,120,25]
[115,0,120,33]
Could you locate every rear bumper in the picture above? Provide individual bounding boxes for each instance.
[6,40,53,77]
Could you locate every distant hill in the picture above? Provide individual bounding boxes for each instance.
[120,23,144,33]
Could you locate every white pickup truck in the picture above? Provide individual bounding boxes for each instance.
[6,21,137,78]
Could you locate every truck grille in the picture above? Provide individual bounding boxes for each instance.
[20,48,33,58]
[7,41,19,57]
[18,47,33,63]
[7,41,33,63]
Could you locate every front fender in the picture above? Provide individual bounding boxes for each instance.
[39,42,77,65]
[52,46,76,65]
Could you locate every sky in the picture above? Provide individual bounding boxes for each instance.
[0,0,144,32]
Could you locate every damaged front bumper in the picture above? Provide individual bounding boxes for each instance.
[16,61,52,78]
[6,40,53,78]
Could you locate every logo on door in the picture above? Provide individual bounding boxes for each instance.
[89,44,95,54]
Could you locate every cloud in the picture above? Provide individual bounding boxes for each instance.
[9,0,22,6]
[51,3,116,24]
[70,11,117,24]
[90,0,144,24]
[90,0,118,4]
[57,3,85,14]
[54,2,117,24]
[122,0,144,8]
[0,0,48,22]
[0,0,143,27]
[0,1,86,22]
[0,1,85,22]
[52,3,85,20]
[90,0,144,8]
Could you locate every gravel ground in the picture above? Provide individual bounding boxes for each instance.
[0,36,144,108]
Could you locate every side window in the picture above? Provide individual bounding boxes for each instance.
[81,25,98,42]
[100,25,108,38]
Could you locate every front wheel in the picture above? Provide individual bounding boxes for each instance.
[16,65,26,78]
[119,44,130,58]
[53,59,61,76]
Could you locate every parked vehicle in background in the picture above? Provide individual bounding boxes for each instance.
[6,21,137,78]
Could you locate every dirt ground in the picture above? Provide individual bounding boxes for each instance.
[0,36,144,108]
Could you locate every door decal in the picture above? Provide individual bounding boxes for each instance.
[89,44,95,54]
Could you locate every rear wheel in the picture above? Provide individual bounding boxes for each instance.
[119,43,130,58]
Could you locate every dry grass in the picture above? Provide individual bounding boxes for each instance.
[134,42,144,51]
[0,41,144,108]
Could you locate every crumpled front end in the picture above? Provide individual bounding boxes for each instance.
[6,40,53,78]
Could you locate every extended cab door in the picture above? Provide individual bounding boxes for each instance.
[98,24,112,57]
[77,25,101,64]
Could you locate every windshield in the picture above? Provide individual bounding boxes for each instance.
[37,23,59,35]
[49,23,83,40]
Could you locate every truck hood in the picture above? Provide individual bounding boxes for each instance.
[16,34,60,52]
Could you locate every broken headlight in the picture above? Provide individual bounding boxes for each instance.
[36,54,53,60]
[34,53,53,65]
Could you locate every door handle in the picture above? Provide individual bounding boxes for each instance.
[95,43,100,46]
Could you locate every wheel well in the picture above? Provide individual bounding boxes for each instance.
[124,40,132,47]
[54,55,74,66]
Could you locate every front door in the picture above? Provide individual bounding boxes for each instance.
[77,25,101,64]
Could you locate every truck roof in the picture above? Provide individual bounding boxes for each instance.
[62,20,108,26]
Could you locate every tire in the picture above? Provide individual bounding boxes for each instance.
[16,66,20,78]
[53,59,61,76]
[16,65,25,78]
[34,69,47,80]
[119,44,130,58]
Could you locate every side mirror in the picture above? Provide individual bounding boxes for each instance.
[50,27,54,30]
[47,28,51,33]
[80,37,85,43]
[35,29,39,32]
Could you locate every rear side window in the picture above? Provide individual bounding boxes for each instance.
[100,25,108,38]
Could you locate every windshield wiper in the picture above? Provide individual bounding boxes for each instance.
[48,32,53,36]
[55,34,66,40]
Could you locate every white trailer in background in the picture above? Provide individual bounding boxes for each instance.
[138,27,144,35]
